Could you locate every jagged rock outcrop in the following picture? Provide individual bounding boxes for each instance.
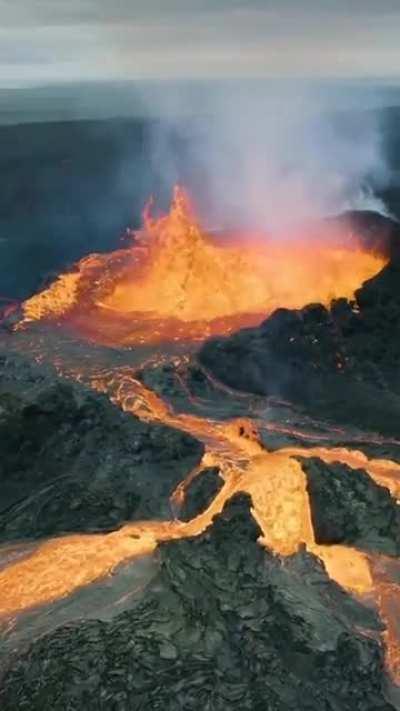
[178,467,223,522]
[0,352,204,540]
[0,495,392,710]
[301,457,400,556]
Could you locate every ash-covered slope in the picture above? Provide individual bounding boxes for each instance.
[0,494,392,711]
[199,219,400,436]
[0,353,203,540]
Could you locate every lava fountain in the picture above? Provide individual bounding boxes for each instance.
[19,186,386,346]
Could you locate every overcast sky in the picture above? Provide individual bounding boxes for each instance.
[1,0,400,86]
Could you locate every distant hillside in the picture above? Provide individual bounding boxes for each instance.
[0,118,159,297]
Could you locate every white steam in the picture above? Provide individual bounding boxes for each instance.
[142,81,391,230]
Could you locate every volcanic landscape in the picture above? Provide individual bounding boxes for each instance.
[2,180,400,710]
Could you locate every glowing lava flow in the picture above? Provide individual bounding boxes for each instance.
[19,187,386,346]
[1,365,400,684]
[0,187,399,683]
[0,421,376,614]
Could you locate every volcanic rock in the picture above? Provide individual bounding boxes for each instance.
[199,241,400,436]
[138,356,257,421]
[300,457,400,556]
[138,358,217,404]
[0,352,204,540]
[0,494,392,710]
[178,467,224,522]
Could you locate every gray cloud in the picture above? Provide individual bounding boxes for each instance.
[2,0,400,26]
[0,0,400,84]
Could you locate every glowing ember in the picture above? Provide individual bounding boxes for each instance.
[19,186,386,346]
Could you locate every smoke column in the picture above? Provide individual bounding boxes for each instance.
[142,80,391,231]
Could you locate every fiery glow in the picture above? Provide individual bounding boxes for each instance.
[0,444,377,615]
[19,186,386,346]
[0,380,398,664]
[1,186,399,685]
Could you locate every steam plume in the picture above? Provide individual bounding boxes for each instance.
[143,80,391,231]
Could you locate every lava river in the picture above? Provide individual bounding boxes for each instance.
[1,188,400,689]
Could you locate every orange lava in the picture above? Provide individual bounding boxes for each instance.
[0,383,399,681]
[2,186,399,685]
[19,186,386,346]
[0,444,374,615]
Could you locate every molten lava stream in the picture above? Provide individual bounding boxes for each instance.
[18,186,386,347]
[2,186,398,683]
[1,397,400,688]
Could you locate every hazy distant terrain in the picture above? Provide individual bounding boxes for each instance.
[0,118,156,297]
[2,80,400,126]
